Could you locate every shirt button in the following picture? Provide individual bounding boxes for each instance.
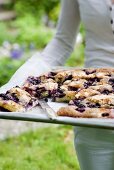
[111,19,113,24]
[109,6,112,11]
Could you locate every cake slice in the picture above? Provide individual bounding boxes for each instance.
[57,106,114,118]
[0,87,38,112]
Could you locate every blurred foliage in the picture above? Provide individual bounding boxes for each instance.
[14,0,59,22]
[0,125,79,170]
[11,15,54,48]
[0,1,85,86]
[0,23,15,44]
[0,57,25,87]
[79,23,86,40]
[48,3,60,23]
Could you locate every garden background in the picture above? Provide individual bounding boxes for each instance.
[0,0,85,169]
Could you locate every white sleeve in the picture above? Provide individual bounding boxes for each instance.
[41,0,80,66]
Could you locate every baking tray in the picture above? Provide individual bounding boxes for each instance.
[0,102,114,130]
[0,66,114,130]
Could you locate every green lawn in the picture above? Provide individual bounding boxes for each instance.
[0,125,80,170]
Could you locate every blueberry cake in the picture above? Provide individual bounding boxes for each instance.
[0,87,38,112]
[1,68,114,119]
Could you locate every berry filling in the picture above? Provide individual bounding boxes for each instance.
[101,113,109,117]
[0,92,19,103]
[64,75,73,81]
[87,103,101,108]
[0,94,10,100]
[68,86,78,91]
[83,69,96,75]
[101,89,110,95]
[27,76,41,85]
[36,87,47,98]
[23,87,33,96]
[76,108,85,112]
[84,77,100,88]
[26,100,33,108]
[109,78,114,85]
[48,72,57,79]
[52,89,66,98]
[0,107,10,112]
[72,99,86,108]
[9,93,19,103]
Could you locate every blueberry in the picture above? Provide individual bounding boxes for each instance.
[101,89,110,95]
[48,72,57,79]
[27,76,41,85]
[53,88,66,98]
[109,78,114,84]
[73,99,80,105]
[57,93,66,98]
[73,99,85,108]
[88,103,100,108]
[84,78,100,88]
[0,94,10,100]
[64,75,73,81]
[102,113,109,117]
[68,86,78,91]
[76,108,85,112]
[84,82,89,89]
[0,107,10,112]
[49,72,57,76]
[57,89,64,93]
[85,70,96,75]
[24,88,33,95]
[10,93,19,103]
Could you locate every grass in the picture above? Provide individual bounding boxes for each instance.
[0,125,80,170]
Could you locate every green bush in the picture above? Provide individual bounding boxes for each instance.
[0,23,15,45]
[0,57,25,87]
[12,15,54,48]
[0,16,54,48]
[49,3,60,23]
[14,0,59,20]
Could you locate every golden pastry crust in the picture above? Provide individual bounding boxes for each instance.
[8,87,32,104]
[57,106,114,118]
[38,82,58,91]
[75,89,100,99]
[70,79,86,88]
[7,87,38,107]
[54,70,72,83]
[0,98,25,112]
[61,79,87,91]
[86,94,114,108]
[0,86,39,112]
[72,69,96,79]
[54,91,76,102]
[90,84,113,91]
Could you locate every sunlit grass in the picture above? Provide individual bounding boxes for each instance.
[0,125,79,170]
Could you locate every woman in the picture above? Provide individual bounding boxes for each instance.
[1,0,114,169]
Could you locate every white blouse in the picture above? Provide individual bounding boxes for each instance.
[42,0,114,68]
